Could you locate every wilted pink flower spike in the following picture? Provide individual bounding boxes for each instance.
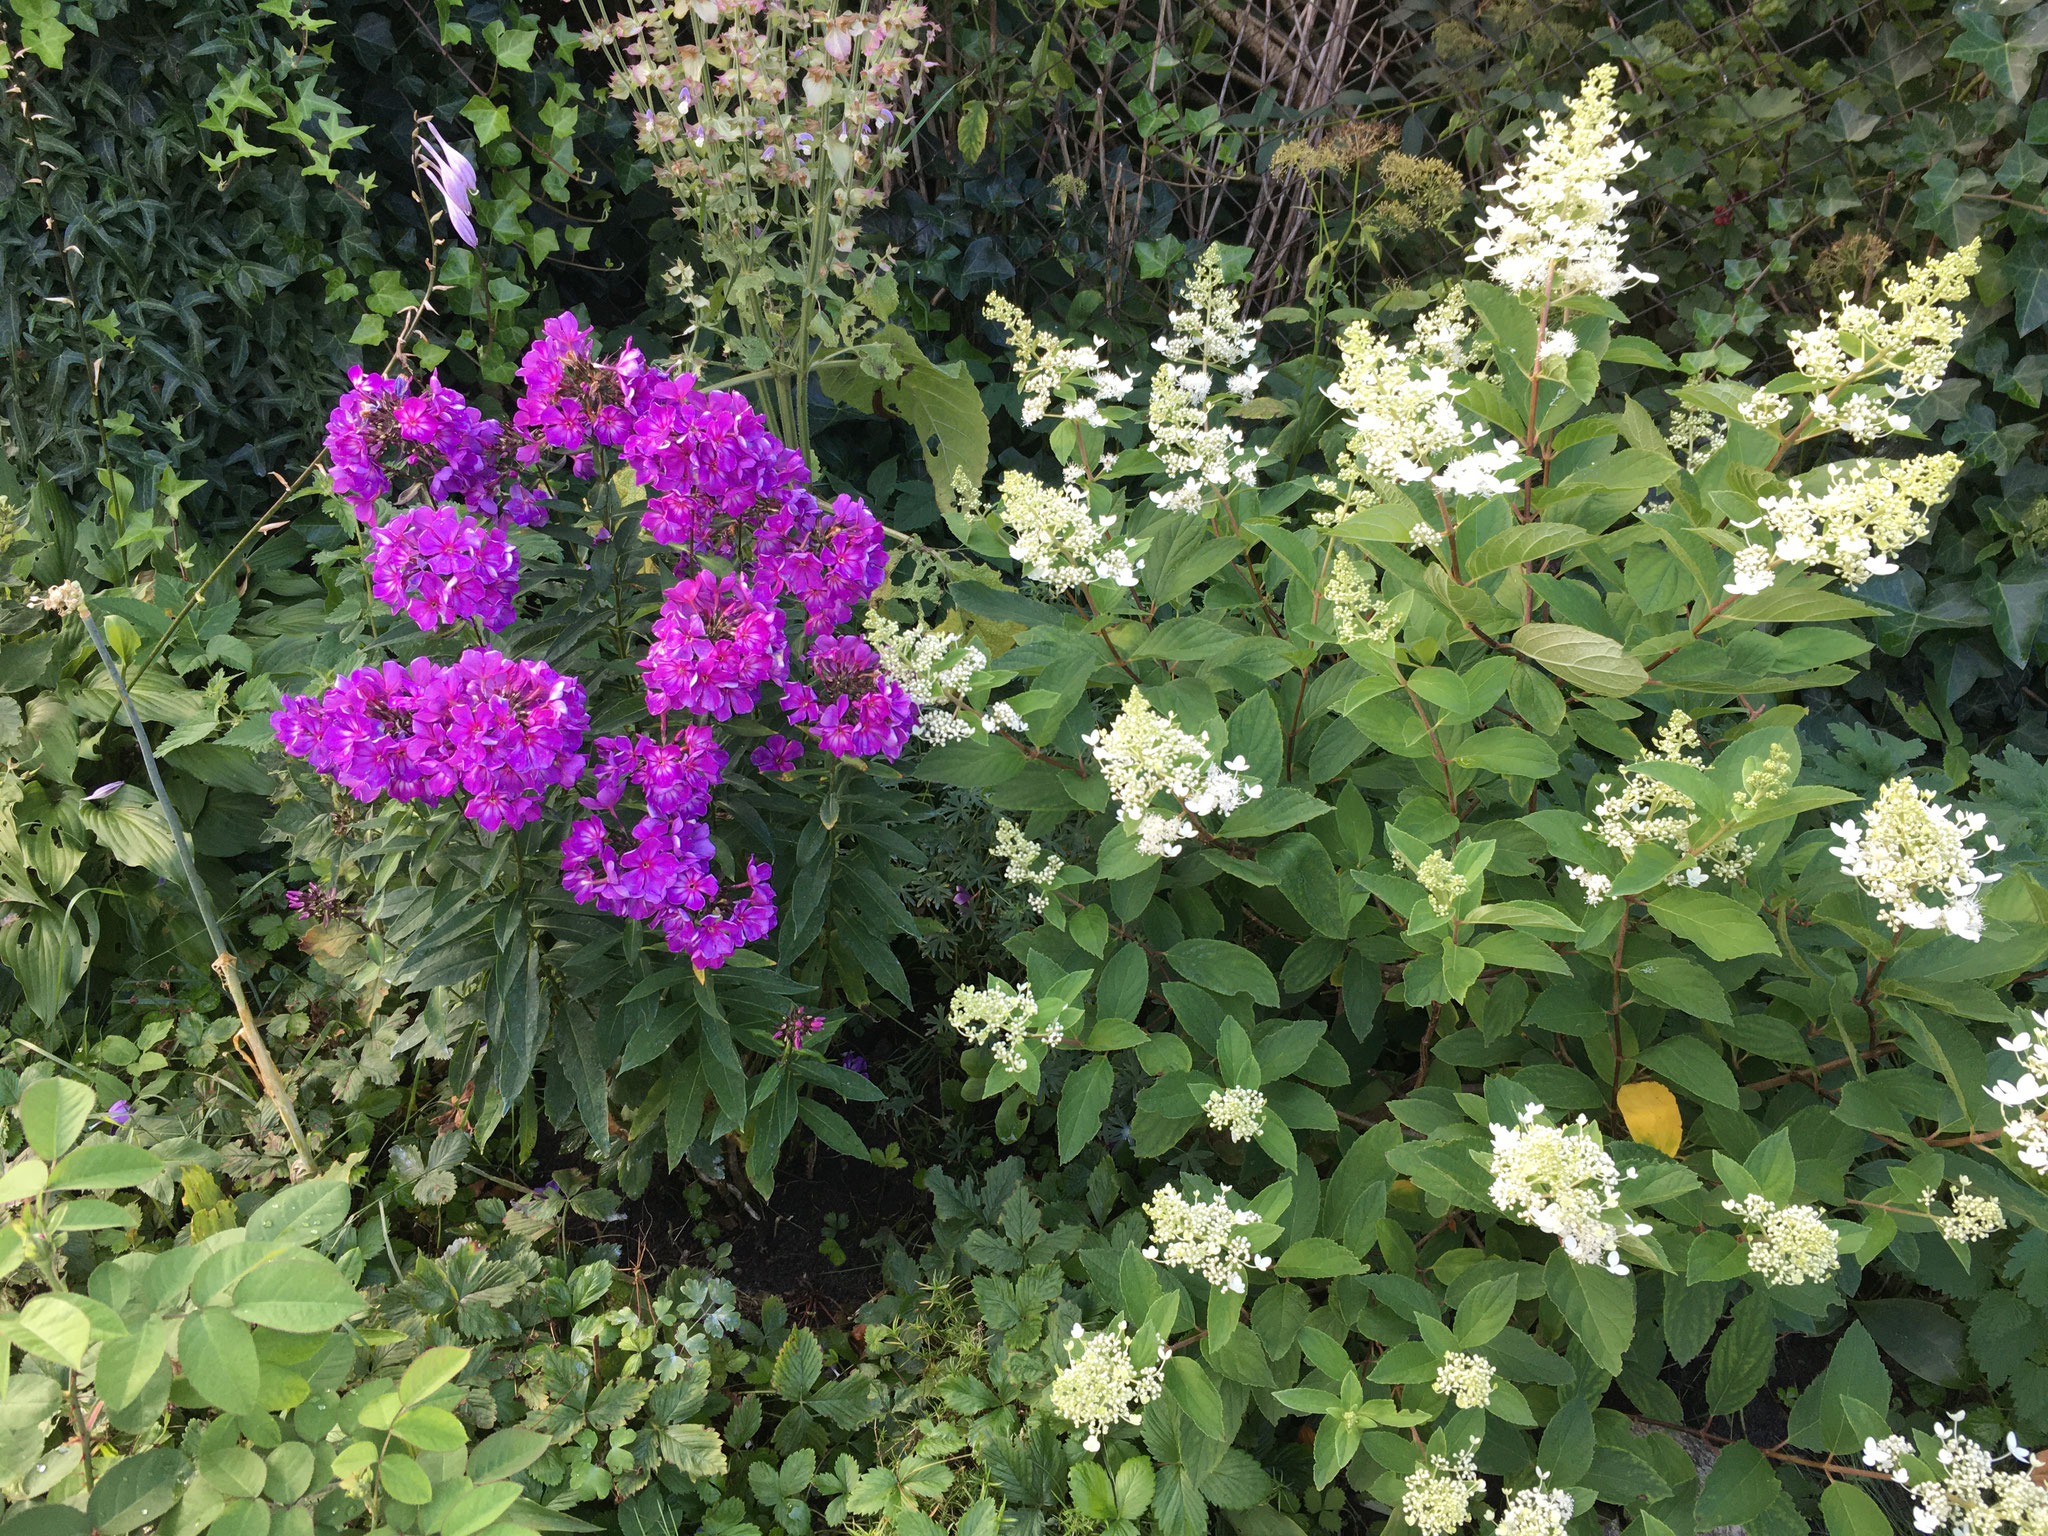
[420,121,479,248]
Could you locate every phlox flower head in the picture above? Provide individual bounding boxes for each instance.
[368,503,520,632]
[780,634,918,761]
[662,856,777,969]
[642,569,789,719]
[624,375,810,553]
[323,369,515,522]
[514,312,654,472]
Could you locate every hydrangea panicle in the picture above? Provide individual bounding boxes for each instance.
[1402,1443,1482,1536]
[1204,1086,1266,1143]
[1487,1104,1648,1273]
[1141,1185,1271,1293]
[1721,1193,1841,1287]
[1048,1320,1167,1453]
[1831,777,2001,941]
[1083,692,1262,858]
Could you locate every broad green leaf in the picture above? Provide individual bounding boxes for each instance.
[88,1448,182,1536]
[772,1328,824,1400]
[1057,1056,1114,1163]
[1694,1442,1778,1528]
[1166,940,1278,1006]
[229,1254,364,1332]
[379,1453,434,1505]
[468,1428,549,1483]
[47,1142,163,1192]
[399,1345,472,1405]
[18,1078,94,1161]
[1511,623,1648,697]
[179,1308,262,1414]
[1820,1483,1894,1536]
[1636,1036,1740,1109]
[392,1406,467,1452]
[1273,1238,1365,1278]
[1543,1249,1634,1373]
[3,1294,91,1368]
[244,1179,352,1246]
[1643,887,1778,961]
[1451,728,1560,780]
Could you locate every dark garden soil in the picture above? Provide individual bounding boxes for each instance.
[610,1147,925,1324]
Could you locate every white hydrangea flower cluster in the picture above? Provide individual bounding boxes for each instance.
[1403,1444,1483,1536]
[1564,865,1614,905]
[1469,65,1655,300]
[1148,363,1257,516]
[991,818,1063,915]
[996,469,1142,590]
[864,611,989,744]
[1487,1104,1648,1274]
[983,293,1137,427]
[1432,1352,1496,1409]
[948,980,1055,1073]
[1830,777,2002,941]
[1721,1194,1840,1287]
[1141,1186,1272,1294]
[1932,1176,2007,1244]
[1048,1320,1167,1453]
[1432,438,1526,501]
[27,580,85,617]
[1730,453,1960,595]
[1204,1086,1267,1142]
[1991,1021,2048,1175]
[1585,714,1781,886]
[1788,240,1981,442]
[1495,1474,1577,1536]
[1861,1417,2047,1536]
[1083,692,1263,858]
[1412,286,1474,369]
[1323,550,1401,645]
[1415,850,1471,918]
[1321,321,1474,500]
[1153,246,1262,374]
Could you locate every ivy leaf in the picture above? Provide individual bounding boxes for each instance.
[2011,234,2048,340]
[1946,3,2048,101]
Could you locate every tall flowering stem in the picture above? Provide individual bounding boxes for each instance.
[73,600,317,1175]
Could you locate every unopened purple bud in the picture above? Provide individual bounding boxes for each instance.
[106,1100,132,1126]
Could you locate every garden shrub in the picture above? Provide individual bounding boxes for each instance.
[861,66,2048,1534]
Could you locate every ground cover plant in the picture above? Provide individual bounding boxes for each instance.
[6,2,2048,1535]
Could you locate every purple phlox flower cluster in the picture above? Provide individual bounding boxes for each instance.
[420,121,479,248]
[369,503,520,632]
[287,882,352,923]
[750,734,803,773]
[515,313,654,476]
[620,382,885,636]
[665,856,778,971]
[624,376,809,553]
[642,569,789,719]
[325,368,524,524]
[773,1009,826,1050]
[273,649,587,832]
[561,728,733,963]
[781,634,917,760]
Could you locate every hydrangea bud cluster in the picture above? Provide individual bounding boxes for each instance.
[1932,1176,2006,1244]
[1048,1320,1167,1453]
[1830,777,2002,941]
[992,818,1063,914]
[1152,247,1262,376]
[274,651,589,833]
[1147,362,1257,516]
[1721,1194,1841,1287]
[1495,1476,1576,1536]
[1322,550,1401,645]
[1860,1417,2046,1535]
[1788,240,1980,442]
[1469,64,1654,299]
[949,980,1052,1073]
[1415,851,1470,918]
[1204,1086,1267,1143]
[292,312,910,972]
[1402,1444,1483,1536]
[1991,1022,2048,1175]
[996,469,1143,589]
[1732,453,1960,594]
[1583,712,1760,886]
[1432,1352,1496,1409]
[1083,692,1263,859]
[1486,1104,1647,1274]
[1140,1186,1271,1294]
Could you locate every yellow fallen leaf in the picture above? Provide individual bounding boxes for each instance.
[1617,1079,1683,1155]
